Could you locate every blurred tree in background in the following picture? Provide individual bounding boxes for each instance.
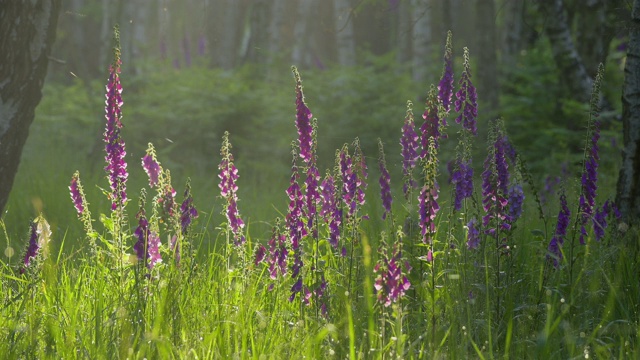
[0,0,61,215]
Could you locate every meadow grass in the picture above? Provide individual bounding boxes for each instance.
[1,30,639,359]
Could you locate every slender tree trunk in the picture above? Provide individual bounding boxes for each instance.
[291,0,314,68]
[539,0,593,103]
[476,0,499,112]
[411,0,432,83]
[268,0,286,63]
[333,0,357,66]
[395,0,412,66]
[502,0,524,69]
[616,0,640,224]
[217,0,242,70]
[0,0,61,216]
[245,0,269,66]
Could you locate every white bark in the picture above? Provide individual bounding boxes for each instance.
[333,0,356,66]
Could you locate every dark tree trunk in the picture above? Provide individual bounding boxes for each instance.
[616,0,640,224]
[0,0,61,216]
[575,0,621,79]
[539,0,593,103]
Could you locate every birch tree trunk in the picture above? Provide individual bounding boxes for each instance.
[411,0,432,83]
[0,0,61,215]
[333,0,357,66]
[616,0,640,224]
[539,0,592,103]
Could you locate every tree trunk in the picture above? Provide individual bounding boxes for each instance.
[501,0,524,69]
[475,0,499,112]
[411,0,432,83]
[333,0,357,66]
[539,0,593,103]
[0,0,61,216]
[217,0,243,70]
[616,0,640,224]
[291,0,314,68]
[268,0,286,64]
[395,0,412,66]
[575,0,621,79]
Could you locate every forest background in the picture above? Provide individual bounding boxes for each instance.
[1,0,628,258]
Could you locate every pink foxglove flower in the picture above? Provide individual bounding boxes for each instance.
[104,26,128,211]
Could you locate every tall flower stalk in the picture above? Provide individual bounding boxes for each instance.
[104,25,128,212]
[218,132,245,247]
[438,31,455,114]
[400,101,419,199]
[20,215,51,275]
[454,47,478,136]
[378,139,393,221]
[547,191,571,268]
[69,171,97,253]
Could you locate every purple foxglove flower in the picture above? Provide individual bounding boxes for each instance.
[147,231,162,269]
[180,180,198,235]
[547,192,570,268]
[292,66,314,163]
[578,121,600,244]
[22,222,39,272]
[378,140,393,220]
[142,144,162,188]
[219,132,245,245]
[286,147,306,277]
[320,173,341,249]
[340,141,368,219]
[255,245,266,266]
[593,200,614,241]
[418,184,440,244]
[70,172,84,216]
[305,164,321,230]
[508,184,525,221]
[133,219,149,264]
[374,242,411,307]
[400,101,419,197]
[21,217,51,274]
[466,218,480,249]
[421,86,443,155]
[289,276,303,302]
[419,137,440,244]
[104,28,128,211]
[481,133,511,236]
[438,31,454,113]
[454,47,478,136]
[451,158,474,212]
[266,224,288,280]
